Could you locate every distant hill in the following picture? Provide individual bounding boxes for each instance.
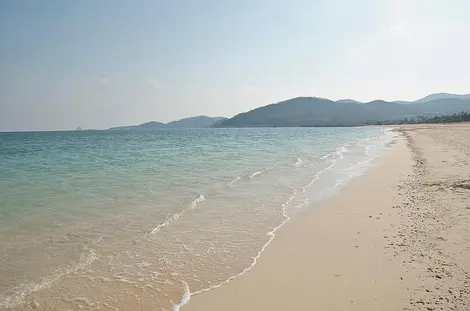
[393,100,409,104]
[209,118,228,127]
[108,121,165,131]
[337,93,470,105]
[217,97,470,127]
[414,93,470,103]
[164,116,227,128]
[336,99,362,104]
[107,93,470,129]
[108,116,226,130]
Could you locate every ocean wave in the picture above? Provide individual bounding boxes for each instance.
[146,195,205,237]
[248,171,262,179]
[189,194,205,210]
[0,247,97,308]
[357,130,398,158]
[170,132,398,310]
[314,132,397,199]
[228,166,277,184]
[172,188,298,310]
[172,281,191,311]
[293,157,303,166]
[302,145,349,192]
[227,176,240,187]
[336,145,348,160]
[302,161,335,192]
[320,144,349,161]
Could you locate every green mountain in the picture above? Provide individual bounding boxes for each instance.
[217,97,470,127]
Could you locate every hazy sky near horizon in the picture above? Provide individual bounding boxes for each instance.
[1,0,469,131]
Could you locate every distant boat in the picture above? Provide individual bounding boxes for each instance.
[75,127,83,131]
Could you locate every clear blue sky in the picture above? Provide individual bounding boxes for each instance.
[1,0,469,131]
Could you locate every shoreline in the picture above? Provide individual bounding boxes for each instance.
[180,133,409,310]
[183,124,470,310]
[172,137,395,310]
[171,129,397,311]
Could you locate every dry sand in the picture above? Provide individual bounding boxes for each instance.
[184,124,470,311]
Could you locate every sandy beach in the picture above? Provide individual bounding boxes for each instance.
[184,124,470,311]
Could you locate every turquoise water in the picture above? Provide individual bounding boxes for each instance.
[0,127,395,310]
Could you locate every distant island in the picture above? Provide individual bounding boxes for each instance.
[107,93,470,129]
[108,116,227,131]
[164,116,227,128]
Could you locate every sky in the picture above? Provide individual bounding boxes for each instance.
[1,0,469,131]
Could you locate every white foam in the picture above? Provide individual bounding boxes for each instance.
[146,195,205,236]
[294,157,303,166]
[319,153,330,160]
[189,195,205,210]
[246,166,278,180]
[249,171,262,179]
[336,145,349,160]
[320,143,349,161]
[172,282,191,311]
[301,146,345,193]
[227,176,240,187]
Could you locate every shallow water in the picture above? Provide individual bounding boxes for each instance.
[0,127,395,310]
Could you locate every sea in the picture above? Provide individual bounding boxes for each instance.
[0,127,396,310]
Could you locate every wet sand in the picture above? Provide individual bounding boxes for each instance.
[184,124,470,311]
